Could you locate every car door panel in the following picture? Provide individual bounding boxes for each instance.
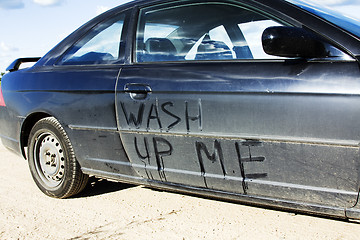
[116,61,360,208]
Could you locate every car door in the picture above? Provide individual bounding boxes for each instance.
[116,0,360,208]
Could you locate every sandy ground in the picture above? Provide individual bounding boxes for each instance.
[1,143,360,240]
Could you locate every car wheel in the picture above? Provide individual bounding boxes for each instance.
[28,117,88,198]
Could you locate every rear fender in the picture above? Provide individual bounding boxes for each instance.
[20,112,51,159]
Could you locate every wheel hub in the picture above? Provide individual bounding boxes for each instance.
[35,133,65,187]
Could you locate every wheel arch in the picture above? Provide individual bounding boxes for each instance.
[20,112,52,159]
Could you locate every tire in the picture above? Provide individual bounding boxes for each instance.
[27,117,89,198]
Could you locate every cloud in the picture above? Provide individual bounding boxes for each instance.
[0,42,19,56]
[33,0,64,7]
[96,6,111,15]
[0,42,19,71]
[0,0,24,9]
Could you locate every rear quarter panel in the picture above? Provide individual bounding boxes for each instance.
[0,66,135,177]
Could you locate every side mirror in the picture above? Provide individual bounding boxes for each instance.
[262,26,329,58]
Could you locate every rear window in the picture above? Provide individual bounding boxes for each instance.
[59,14,126,65]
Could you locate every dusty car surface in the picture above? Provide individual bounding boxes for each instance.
[1,0,360,220]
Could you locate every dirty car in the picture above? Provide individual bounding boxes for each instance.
[1,0,360,220]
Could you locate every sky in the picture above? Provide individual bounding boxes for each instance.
[1,0,360,73]
[0,0,132,72]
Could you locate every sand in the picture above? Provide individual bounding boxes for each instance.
[0,142,359,240]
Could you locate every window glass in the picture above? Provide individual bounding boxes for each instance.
[136,3,287,62]
[186,25,236,60]
[144,24,178,42]
[60,14,125,65]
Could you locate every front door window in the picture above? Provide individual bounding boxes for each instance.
[136,2,288,63]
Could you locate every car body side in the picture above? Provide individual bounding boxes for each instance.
[1,0,360,219]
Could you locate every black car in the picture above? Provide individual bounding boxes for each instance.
[1,0,360,220]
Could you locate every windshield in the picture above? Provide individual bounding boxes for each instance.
[287,0,360,38]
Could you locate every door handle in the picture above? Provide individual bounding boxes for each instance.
[124,83,152,100]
